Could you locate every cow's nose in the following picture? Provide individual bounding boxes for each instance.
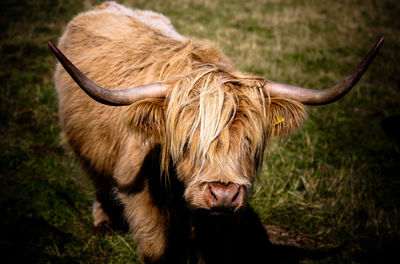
[205,182,244,210]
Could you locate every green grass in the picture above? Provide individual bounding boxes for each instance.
[1,0,399,263]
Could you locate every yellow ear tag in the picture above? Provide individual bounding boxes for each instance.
[273,117,284,126]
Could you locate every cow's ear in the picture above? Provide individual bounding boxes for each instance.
[266,98,307,138]
[125,98,166,141]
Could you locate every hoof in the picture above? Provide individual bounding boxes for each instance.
[92,200,111,227]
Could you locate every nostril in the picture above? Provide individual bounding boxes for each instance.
[209,186,218,201]
[231,187,241,203]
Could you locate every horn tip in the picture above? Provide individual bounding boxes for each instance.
[48,41,59,55]
[379,36,385,42]
[48,40,55,48]
[376,37,385,49]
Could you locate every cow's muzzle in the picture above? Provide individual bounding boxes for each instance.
[204,182,244,211]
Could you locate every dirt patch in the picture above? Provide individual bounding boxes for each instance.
[265,224,339,249]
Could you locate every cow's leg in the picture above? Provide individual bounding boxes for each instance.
[119,188,167,263]
[92,199,111,227]
[113,141,175,262]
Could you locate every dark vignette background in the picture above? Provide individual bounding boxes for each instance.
[0,0,399,263]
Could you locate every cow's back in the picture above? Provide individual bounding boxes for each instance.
[54,2,184,176]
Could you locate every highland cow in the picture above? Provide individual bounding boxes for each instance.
[49,2,383,263]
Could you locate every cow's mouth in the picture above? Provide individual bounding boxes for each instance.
[192,206,246,218]
[208,206,241,215]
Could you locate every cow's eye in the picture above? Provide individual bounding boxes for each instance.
[183,140,189,153]
[245,136,252,145]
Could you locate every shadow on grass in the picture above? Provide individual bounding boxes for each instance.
[0,178,89,263]
[1,215,82,264]
[169,207,342,264]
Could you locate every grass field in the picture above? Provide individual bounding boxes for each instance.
[1,0,399,263]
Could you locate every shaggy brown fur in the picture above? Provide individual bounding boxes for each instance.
[54,2,306,263]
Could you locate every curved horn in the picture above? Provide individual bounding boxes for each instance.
[263,37,384,105]
[48,41,167,106]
